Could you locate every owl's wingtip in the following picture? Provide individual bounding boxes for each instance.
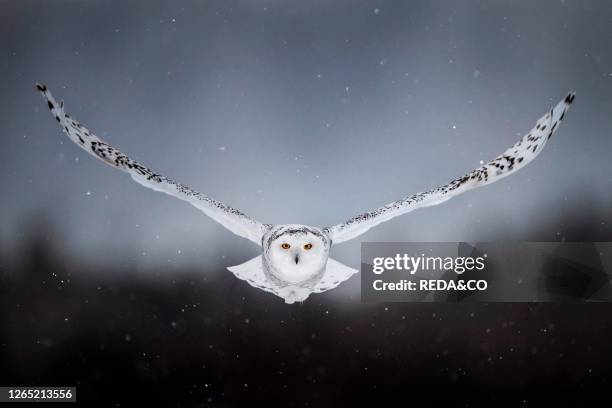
[564,92,576,105]
[35,83,47,93]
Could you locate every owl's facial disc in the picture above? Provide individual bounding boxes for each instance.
[265,228,329,284]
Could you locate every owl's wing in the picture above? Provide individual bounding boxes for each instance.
[325,92,575,245]
[36,84,269,245]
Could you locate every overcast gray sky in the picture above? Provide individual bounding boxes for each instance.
[1,1,611,282]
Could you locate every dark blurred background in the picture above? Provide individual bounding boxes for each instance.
[1,0,612,406]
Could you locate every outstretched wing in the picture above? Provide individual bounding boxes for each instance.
[36,84,269,244]
[325,92,576,245]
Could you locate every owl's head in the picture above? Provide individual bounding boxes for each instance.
[263,225,331,284]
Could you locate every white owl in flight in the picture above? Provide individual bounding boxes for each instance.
[36,84,575,303]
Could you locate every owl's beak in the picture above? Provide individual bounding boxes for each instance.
[294,254,300,264]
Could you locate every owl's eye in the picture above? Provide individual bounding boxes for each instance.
[303,243,313,250]
[281,243,291,249]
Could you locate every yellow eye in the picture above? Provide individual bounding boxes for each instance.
[281,243,291,249]
[304,243,313,250]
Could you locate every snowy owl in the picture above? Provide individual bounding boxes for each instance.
[36,84,575,303]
